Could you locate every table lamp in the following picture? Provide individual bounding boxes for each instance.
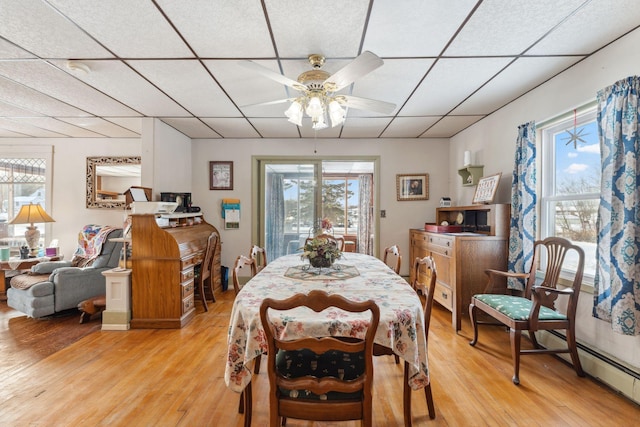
[8,203,55,257]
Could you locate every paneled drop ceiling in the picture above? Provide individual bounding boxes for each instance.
[0,0,638,140]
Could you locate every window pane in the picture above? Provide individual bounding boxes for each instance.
[553,121,600,196]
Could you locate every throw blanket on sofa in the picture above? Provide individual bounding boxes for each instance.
[72,224,118,267]
[10,273,50,290]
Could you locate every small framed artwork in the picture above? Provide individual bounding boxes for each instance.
[209,161,234,190]
[472,172,502,204]
[396,174,429,201]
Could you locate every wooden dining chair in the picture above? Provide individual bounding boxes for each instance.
[248,245,267,272]
[305,233,345,251]
[197,231,218,312]
[232,255,257,295]
[469,237,585,385]
[376,256,437,426]
[259,290,380,427]
[383,244,402,274]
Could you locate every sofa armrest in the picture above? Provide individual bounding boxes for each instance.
[51,267,108,312]
[31,260,72,275]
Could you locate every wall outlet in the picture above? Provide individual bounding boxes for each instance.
[380,209,386,218]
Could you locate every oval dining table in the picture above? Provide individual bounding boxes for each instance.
[225,252,429,398]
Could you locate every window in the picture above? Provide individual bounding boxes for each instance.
[0,147,52,248]
[540,108,599,280]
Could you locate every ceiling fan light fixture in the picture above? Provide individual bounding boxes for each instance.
[305,95,324,118]
[328,99,345,127]
[312,113,328,130]
[285,100,303,126]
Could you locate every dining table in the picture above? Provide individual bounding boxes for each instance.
[225,252,429,394]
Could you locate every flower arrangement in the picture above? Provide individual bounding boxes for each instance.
[301,235,342,268]
[321,217,333,231]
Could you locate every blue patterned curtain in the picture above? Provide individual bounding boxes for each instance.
[594,76,640,336]
[265,173,284,262]
[507,121,537,290]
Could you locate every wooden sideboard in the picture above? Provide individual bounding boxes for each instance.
[130,214,221,329]
[410,204,510,331]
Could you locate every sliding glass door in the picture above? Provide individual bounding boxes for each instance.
[257,158,377,261]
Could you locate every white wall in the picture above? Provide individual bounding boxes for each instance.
[450,28,640,371]
[0,138,141,260]
[190,137,450,276]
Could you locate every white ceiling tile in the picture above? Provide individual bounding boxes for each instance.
[265,0,370,57]
[364,0,478,56]
[0,100,44,118]
[445,0,586,55]
[420,116,484,138]
[10,117,102,137]
[250,118,301,138]
[0,60,139,116]
[201,118,260,138]
[339,117,391,138]
[0,75,90,116]
[453,56,585,115]
[47,0,192,58]
[382,117,441,138]
[0,128,27,137]
[401,58,512,115]
[106,117,143,134]
[128,60,240,117]
[528,0,640,55]
[57,117,139,137]
[0,118,66,137]
[0,0,113,58]
[300,123,342,138]
[49,60,191,117]
[0,39,35,59]
[156,0,275,58]
[161,118,221,139]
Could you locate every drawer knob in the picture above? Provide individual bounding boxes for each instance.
[446,241,450,246]
[442,292,448,299]
[444,250,448,256]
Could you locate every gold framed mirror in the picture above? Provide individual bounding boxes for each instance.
[86,156,142,209]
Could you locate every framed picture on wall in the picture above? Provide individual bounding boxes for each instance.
[209,161,234,190]
[472,172,501,204]
[396,174,429,201]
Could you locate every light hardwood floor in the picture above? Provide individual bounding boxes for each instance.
[1,289,638,426]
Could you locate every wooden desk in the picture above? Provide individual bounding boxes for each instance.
[0,256,62,301]
[225,253,429,393]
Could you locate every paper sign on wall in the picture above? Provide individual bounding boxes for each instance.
[222,198,240,229]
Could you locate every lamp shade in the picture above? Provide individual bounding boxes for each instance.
[8,203,55,225]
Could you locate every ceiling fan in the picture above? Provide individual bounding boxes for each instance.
[240,51,396,129]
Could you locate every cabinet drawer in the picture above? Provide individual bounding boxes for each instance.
[181,266,195,283]
[433,281,453,311]
[181,255,198,270]
[411,232,430,249]
[182,294,195,313]
[427,234,453,250]
[181,279,195,299]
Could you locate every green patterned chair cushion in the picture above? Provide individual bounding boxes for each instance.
[275,348,365,400]
[474,294,567,321]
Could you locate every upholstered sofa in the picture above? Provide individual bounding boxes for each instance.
[7,225,123,318]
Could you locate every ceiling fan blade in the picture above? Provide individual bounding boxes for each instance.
[240,98,295,109]
[340,95,396,115]
[239,60,305,91]
[323,51,384,92]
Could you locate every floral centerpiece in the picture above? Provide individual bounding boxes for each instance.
[301,235,342,268]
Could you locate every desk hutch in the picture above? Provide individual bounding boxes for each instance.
[409,204,510,331]
[130,213,221,329]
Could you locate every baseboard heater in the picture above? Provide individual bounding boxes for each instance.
[543,330,640,403]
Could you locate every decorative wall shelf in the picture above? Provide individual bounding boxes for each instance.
[457,165,484,186]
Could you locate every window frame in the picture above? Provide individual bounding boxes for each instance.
[539,108,599,284]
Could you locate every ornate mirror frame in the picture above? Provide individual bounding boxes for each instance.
[86,156,141,209]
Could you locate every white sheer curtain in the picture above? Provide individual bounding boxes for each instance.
[265,173,284,262]
[357,174,373,255]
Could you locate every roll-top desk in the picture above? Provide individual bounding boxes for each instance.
[130,213,221,329]
[410,204,510,331]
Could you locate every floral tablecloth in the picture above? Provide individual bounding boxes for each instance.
[225,253,429,393]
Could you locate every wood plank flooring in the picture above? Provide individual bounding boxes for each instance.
[1,289,638,426]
